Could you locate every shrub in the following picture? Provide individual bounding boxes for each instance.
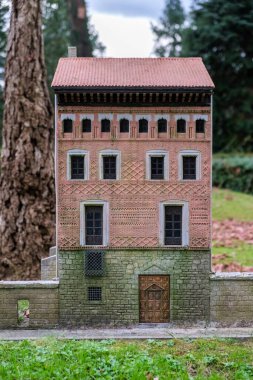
[213,156,253,194]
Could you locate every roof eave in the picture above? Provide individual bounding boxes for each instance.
[52,86,215,92]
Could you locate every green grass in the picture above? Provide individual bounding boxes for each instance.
[0,338,253,380]
[212,244,253,267]
[212,187,253,221]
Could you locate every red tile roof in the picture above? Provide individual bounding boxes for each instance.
[51,57,214,89]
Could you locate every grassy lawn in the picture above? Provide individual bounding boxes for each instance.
[212,188,253,221]
[212,244,253,267]
[0,338,253,380]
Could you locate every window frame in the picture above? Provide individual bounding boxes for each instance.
[99,149,121,180]
[157,118,168,133]
[61,114,75,134]
[80,200,109,247]
[159,201,189,247]
[146,150,169,181]
[178,150,201,181]
[119,118,130,133]
[67,149,89,181]
[98,113,113,133]
[195,119,206,134]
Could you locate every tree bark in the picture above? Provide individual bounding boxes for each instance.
[66,0,93,57]
[0,0,55,280]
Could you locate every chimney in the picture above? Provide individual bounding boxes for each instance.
[68,46,77,57]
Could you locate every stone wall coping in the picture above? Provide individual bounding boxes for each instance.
[41,255,56,262]
[0,281,59,289]
[210,272,253,281]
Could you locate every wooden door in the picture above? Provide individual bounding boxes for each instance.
[139,275,170,323]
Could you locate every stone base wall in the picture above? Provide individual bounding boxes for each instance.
[210,273,253,327]
[41,256,57,280]
[0,281,59,329]
[58,249,211,326]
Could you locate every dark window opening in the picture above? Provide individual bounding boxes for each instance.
[63,118,73,133]
[103,156,117,180]
[120,118,129,133]
[158,118,167,133]
[82,118,91,133]
[101,118,110,133]
[139,118,148,133]
[71,156,85,180]
[88,287,102,301]
[17,300,29,327]
[151,156,164,180]
[164,206,182,246]
[85,251,105,276]
[196,119,205,133]
[177,119,186,133]
[85,206,103,245]
[183,156,197,180]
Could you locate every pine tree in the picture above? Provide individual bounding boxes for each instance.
[152,0,185,57]
[182,0,253,152]
[0,0,55,279]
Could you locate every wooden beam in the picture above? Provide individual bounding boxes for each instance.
[83,93,87,103]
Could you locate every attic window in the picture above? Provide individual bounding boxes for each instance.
[177,119,186,133]
[139,118,148,133]
[120,118,129,133]
[196,119,205,133]
[82,118,91,133]
[158,118,167,133]
[101,118,110,133]
[63,118,73,133]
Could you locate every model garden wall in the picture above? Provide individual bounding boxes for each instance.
[0,281,59,328]
[210,273,253,326]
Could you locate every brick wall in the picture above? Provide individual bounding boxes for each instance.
[0,281,59,328]
[57,106,211,250]
[58,249,211,326]
[210,273,253,327]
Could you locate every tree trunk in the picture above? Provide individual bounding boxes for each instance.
[66,0,93,57]
[0,0,55,280]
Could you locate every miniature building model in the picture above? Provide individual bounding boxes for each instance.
[52,54,215,325]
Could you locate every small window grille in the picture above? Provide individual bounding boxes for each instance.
[103,156,117,179]
[120,118,129,133]
[196,119,205,133]
[71,155,85,179]
[183,156,197,180]
[63,119,73,133]
[158,118,167,133]
[82,118,91,133]
[139,118,148,133]
[177,119,186,133]
[164,206,182,246]
[88,287,102,301]
[151,156,164,180]
[101,118,110,132]
[85,251,105,276]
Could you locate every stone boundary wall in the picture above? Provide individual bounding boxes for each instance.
[41,255,57,280]
[0,281,59,329]
[210,273,253,327]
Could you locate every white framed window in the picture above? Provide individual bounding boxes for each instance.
[159,200,189,247]
[178,150,201,181]
[146,150,169,180]
[67,149,89,180]
[99,149,121,180]
[80,200,109,246]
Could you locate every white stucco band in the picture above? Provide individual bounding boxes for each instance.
[80,114,95,121]
[159,200,189,247]
[135,114,152,121]
[61,114,76,121]
[80,200,109,247]
[116,114,133,121]
[175,114,190,121]
[98,113,113,121]
[193,114,208,121]
[154,114,170,121]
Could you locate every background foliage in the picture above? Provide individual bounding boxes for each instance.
[153,0,253,153]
